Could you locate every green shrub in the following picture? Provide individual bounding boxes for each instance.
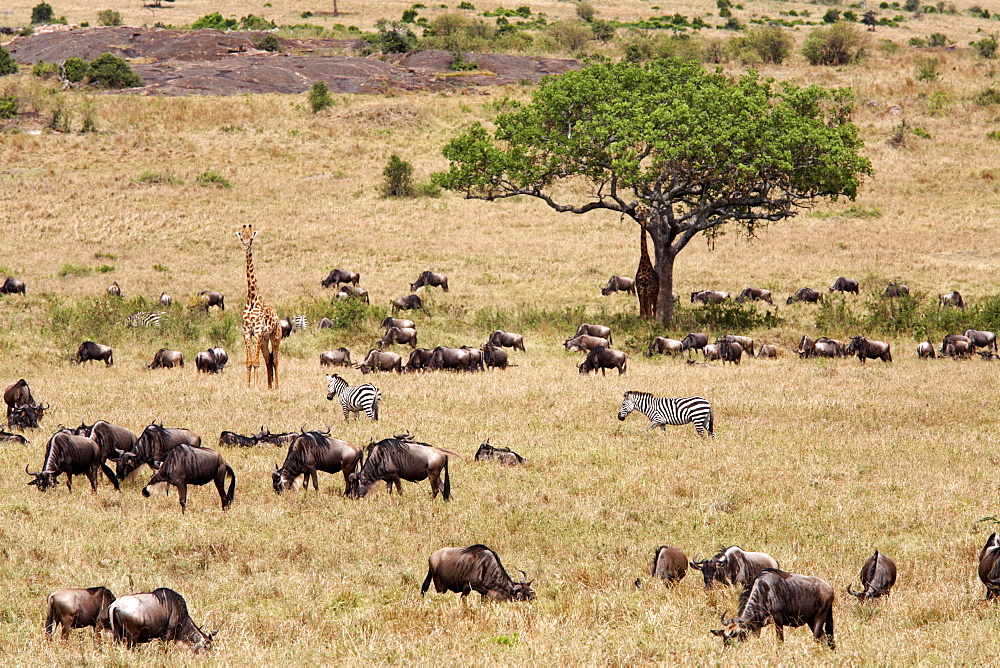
[843,10,858,21]
[458,1,475,8]
[308,80,334,113]
[728,25,792,64]
[975,88,1000,106]
[95,265,114,274]
[717,0,732,18]
[0,95,17,119]
[31,2,54,24]
[695,300,782,332]
[721,17,743,31]
[401,8,419,22]
[192,12,237,30]
[974,34,998,59]
[926,90,951,116]
[988,130,1000,141]
[576,1,596,22]
[362,20,417,54]
[802,22,869,65]
[547,21,594,51]
[87,53,142,88]
[968,5,990,18]
[823,9,841,22]
[911,126,931,138]
[57,263,91,278]
[96,9,122,26]
[134,171,183,185]
[877,38,901,54]
[590,18,616,41]
[196,171,232,188]
[450,51,478,71]
[240,14,276,30]
[382,155,415,197]
[64,57,89,82]
[915,56,939,81]
[928,32,950,47]
[0,47,18,76]
[31,60,59,77]
[903,0,919,9]
[254,33,281,51]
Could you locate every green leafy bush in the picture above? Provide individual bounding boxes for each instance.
[547,21,594,51]
[58,263,91,277]
[823,9,841,23]
[0,95,17,119]
[31,2,54,24]
[87,53,142,88]
[192,13,237,30]
[915,56,939,81]
[988,130,1000,141]
[308,80,334,113]
[0,47,18,76]
[728,25,792,64]
[576,1,596,22]
[974,34,998,59]
[134,171,183,185]
[974,88,1000,106]
[458,1,475,8]
[928,32,950,47]
[381,155,415,197]
[254,33,281,51]
[196,171,232,188]
[32,60,59,77]
[362,20,417,54]
[64,57,89,82]
[240,14,276,30]
[802,22,869,65]
[97,9,122,26]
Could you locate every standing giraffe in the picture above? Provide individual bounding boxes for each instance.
[634,207,660,320]
[236,225,282,389]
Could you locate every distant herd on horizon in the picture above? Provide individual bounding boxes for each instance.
[3,226,999,653]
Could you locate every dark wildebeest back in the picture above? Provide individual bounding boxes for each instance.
[348,437,454,501]
[711,569,835,649]
[320,348,352,367]
[847,335,892,363]
[336,285,370,303]
[77,341,114,366]
[27,431,118,492]
[211,347,228,369]
[218,430,258,447]
[272,431,362,495]
[196,349,219,373]
[360,349,403,374]
[381,316,415,330]
[564,334,609,352]
[45,587,116,639]
[979,533,1000,600]
[690,546,779,590]
[109,588,213,651]
[148,348,184,369]
[938,291,966,308]
[578,345,627,375]
[0,428,28,444]
[0,276,26,294]
[786,287,823,304]
[4,378,34,416]
[254,427,298,447]
[421,545,535,601]
[321,268,360,288]
[488,330,525,351]
[410,270,449,292]
[196,290,225,311]
[482,344,509,370]
[574,323,612,344]
[652,546,687,586]
[965,329,997,351]
[602,275,635,296]
[391,294,424,312]
[647,337,682,357]
[882,282,909,298]
[117,423,201,480]
[142,444,235,513]
[718,340,743,365]
[680,332,709,353]
[474,440,525,465]
[430,346,471,372]
[846,550,897,600]
[405,348,435,372]
[89,421,136,464]
[829,277,860,294]
[736,287,773,304]
[379,327,418,350]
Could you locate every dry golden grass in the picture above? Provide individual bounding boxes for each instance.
[2,19,1000,664]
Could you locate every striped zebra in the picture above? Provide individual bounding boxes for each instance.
[292,314,308,331]
[618,391,714,437]
[124,311,166,327]
[326,374,381,421]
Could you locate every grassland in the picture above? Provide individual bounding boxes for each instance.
[2,2,1000,663]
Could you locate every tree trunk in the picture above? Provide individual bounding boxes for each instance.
[653,245,677,324]
[333,0,339,16]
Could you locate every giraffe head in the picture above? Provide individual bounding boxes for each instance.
[634,206,648,225]
[236,224,258,252]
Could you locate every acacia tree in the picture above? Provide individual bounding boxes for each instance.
[433,58,873,323]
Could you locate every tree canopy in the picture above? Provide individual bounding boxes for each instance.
[434,58,873,322]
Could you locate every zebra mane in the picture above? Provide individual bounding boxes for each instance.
[626,391,652,399]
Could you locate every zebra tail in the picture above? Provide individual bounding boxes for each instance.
[442,457,451,502]
[372,397,380,421]
[708,409,715,437]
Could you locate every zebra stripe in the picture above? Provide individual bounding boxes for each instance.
[326,374,381,421]
[292,314,308,331]
[125,311,166,327]
[618,391,714,437]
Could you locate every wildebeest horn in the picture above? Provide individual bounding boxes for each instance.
[274,463,279,471]
[846,584,863,599]
[25,464,38,476]
[209,629,219,638]
[518,569,528,584]
[300,424,307,434]
[720,612,727,624]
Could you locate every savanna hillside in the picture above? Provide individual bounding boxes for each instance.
[1,0,1000,664]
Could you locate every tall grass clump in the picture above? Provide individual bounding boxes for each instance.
[727,25,793,64]
[802,22,869,65]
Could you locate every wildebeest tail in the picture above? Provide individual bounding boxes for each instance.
[108,350,114,366]
[44,595,55,636]
[224,464,236,509]
[420,566,434,596]
[622,357,627,374]
[109,602,125,644]
[442,456,451,502]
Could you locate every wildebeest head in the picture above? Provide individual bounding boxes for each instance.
[25,464,58,491]
[711,612,750,647]
[272,463,287,494]
[508,571,536,601]
[688,556,723,589]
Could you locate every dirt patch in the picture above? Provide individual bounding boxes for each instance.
[5,27,580,95]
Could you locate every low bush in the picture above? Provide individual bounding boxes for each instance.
[547,21,594,52]
[254,34,281,52]
[308,80,334,113]
[134,171,183,185]
[0,47,18,76]
[192,13,237,30]
[728,25,792,64]
[87,53,142,88]
[915,56,940,81]
[802,22,869,65]
[31,60,59,78]
[31,2,53,24]
[361,20,418,54]
[0,95,17,119]
[64,57,89,82]
[974,35,998,59]
[382,155,414,197]
[974,88,1000,106]
[96,9,122,26]
[240,14,276,30]
[195,171,232,188]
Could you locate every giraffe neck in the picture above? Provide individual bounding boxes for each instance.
[639,227,652,268]
[245,248,258,302]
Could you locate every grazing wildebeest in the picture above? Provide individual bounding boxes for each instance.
[77,341,114,366]
[618,392,714,437]
[691,290,730,304]
[797,335,815,358]
[337,285,370,303]
[317,317,334,329]
[482,344,509,370]
[578,346,627,375]
[735,287,773,304]
[651,546,688,587]
[0,428,28,444]
[359,349,403,374]
[846,550,897,601]
[711,569,835,649]
[195,349,220,373]
[575,323,612,344]
[965,329,997,352]
[326,374,381,421]
[4,378,36,417]
[218,430,258,448]
[488,330,525,351]
[564,335,609,352]
[475,439,525,465]
[786,287,823,304]
[0,276,26,294]
[405,348,436,372]
[829,276,859,294]
[148,349,184,369]
[847,335,892,363]
[26,431,119,492]
[380,327,418,350]
[703,343,722,362]
[680,332,709,354]
[718,339,743,365]
[720,334,754,357]
[107,281,121,297]
[45,587,116,640]
[211,347,228,370]
[320,348,352,367]
[917,340,936,359]
[757,344,778,359]
[813,337,844,358]
[116,423,202,481]
[390,294,423,312]
[278,318,293,339]
[938,291,966,308]
[430,346,471,372]
[89,421,136,462]
[159,292,172,307]
[882,282,909,298]
[647,337,683,357]
[142,444,235,513]
[461,345,485,372]
[979,533,1000,600]
[601,275,636,296]
[196,290,225,311]
[690,546,779,590]
[109,588,214,651]
[347,436,456,500]
[943,341,971,358]
[421,545,535,601]
[410,270,449,292]
[381,316,415,330]
[254,427,298,447]
[9,404,41,430]
[272,430,362,495]
[321,268,360,288]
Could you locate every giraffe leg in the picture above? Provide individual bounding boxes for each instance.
[259,336,271,389]
[269,330,281,390]
[243,333,254,388]
[252,333,263,386]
